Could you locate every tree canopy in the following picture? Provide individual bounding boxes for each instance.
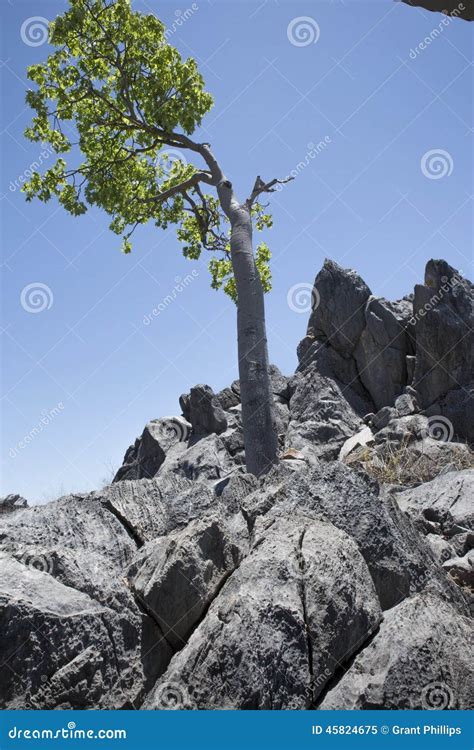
[23,0,276,299]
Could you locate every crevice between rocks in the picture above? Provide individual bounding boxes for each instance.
[102,499,145,549]
[313,622,381,709]
[297,528,315,709]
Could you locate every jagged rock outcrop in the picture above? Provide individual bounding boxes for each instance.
[1,258,472,711]
[0,494,28,513]
[299,258,472,445]
[412,260,474,441]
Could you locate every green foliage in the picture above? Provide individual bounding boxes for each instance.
[23,0,275,301]
[23,0,212,229]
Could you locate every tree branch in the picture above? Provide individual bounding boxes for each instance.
[139,171,214,205]
[247,174,294,206]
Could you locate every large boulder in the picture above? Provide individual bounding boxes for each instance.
[0,553,144,709]
[144,515,381,709]
[306,259,370,355]
[395,469,474,537]
[114,417,191,482]
[319,592,473,709]
[354,296,410,410]
[127,516,245,651]
[188,385,228,436]
[241,462,461,610]
[285,367,365,460]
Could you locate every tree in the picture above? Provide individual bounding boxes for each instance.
[23,0,292,477]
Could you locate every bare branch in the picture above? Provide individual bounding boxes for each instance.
[247,174,294,206]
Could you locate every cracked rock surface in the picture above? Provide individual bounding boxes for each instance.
[1,259,472,710]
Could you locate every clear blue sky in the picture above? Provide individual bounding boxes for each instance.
[1,0,472,502]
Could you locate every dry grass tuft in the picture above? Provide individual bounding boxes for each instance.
[344,438,474,486]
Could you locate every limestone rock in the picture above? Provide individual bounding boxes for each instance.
[319,592,473,709]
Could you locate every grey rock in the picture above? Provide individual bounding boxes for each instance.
[354,296,408,410]
[425,383,474,443]
[395,392,417,416]
[319,592,473,709]
[371,406,397,431]
[189,385,228,435]
[144,515,381,709]
[306,259,371,355]
[114,417,191,482]
[373,414,429,444]
[215,386,240,412]
[443,551,473,589]
[0,494,28,514]
[395,469,474,536]
[98,474,220,545]
[413,261,473,409]
[286,367,364,460]
[127,516,244,651]
[0,553,144,709]
[425,534,455,566]
[0,491,172,705]
[242,462,452,610]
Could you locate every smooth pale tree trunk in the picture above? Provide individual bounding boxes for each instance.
[229,204,279,477]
